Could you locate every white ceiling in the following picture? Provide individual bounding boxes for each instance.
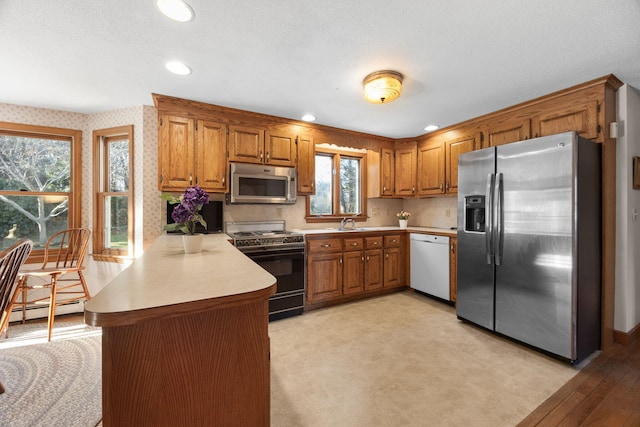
[1,0,639,138]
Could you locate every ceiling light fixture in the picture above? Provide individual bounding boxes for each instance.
[157,0,195,22]
[363,70,403,104]
[424,124,439,132]
[301,114,316,122]
[165,61,192,75]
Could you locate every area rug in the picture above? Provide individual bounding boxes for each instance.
[0,320,102,427]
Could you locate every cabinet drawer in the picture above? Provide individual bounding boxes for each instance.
[364,236,383,250]
[343,237,364,251]
[384,235,401,248]
[308,238,342,253]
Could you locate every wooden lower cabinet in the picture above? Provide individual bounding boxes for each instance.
[306,232,407,308]
[307,252,342,304]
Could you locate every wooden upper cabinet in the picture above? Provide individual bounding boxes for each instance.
[416,140,445,196]
[265,131,296,166]
[484,118,531,148]
[159,115,195,190]
[380,148,395,196]
[532,99,599,140]
[158,115,228,192]
[296,135,315,195]
[228,125,266,164]
[445,133,480,194]
[394,142,417,196]
[196,120,228,192]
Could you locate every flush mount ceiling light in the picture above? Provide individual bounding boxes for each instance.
[165,61,192,75]
[157,0,194,22]
[363,70,403,104]
[424,124,439,132]
[301,114,316,122]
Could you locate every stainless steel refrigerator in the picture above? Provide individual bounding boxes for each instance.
[456,132,601,364]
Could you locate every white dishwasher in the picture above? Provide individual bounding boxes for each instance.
[410,233,450,300]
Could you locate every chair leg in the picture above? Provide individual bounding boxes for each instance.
[20,276,27,324]
[47,275,59,342]
[3,277,27,339]
[78,270,91,300]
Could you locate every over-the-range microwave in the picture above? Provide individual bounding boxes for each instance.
[226,163,297,205]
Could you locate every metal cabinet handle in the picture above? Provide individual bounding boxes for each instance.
[412,186,415,193]
[386,253,389,259]
[189,174,193,185]
[222,176,226,185]
[266,152,270,162]
[390,239,397,243]
[373,241,379,245]
[350,243,358,246]
[260,151,264,160]
[320,244,331,248]
[440,182,444,191]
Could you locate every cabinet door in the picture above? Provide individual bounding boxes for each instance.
[532,100,599,140]
[159,115,195,190]
[265,131,295,166]
[417,141,445,196]
[384,246,402,287]
[343,251,364,295]
[394,146,417,196]
[196,120,227,192]
[445,133,479,194]
[381,148,395,196]
[484,119,531,148]
[450,237,457,303]
[307,252,342,304]
[364,249,383,290]
[228,125,265,164]
[296,135,315,195]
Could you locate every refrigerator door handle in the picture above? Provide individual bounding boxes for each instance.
[486,173,495,265]
[495,173,504,265]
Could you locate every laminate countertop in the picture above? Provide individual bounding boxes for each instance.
[84,233,277,328]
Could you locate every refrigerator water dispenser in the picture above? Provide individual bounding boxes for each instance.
[464,195,485,232]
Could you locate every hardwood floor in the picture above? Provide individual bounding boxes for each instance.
[518,338,640,426]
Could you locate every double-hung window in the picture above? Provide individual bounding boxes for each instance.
[93,125,133,260]
[0,122,81,261]
[307,146,367,221]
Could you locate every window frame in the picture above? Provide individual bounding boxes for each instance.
[0,121,82,264]
[305,146,367,223]
[92,125,134,262]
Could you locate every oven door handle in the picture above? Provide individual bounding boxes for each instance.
[242,249,305,260]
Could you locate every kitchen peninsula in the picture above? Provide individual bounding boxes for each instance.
[85,234,276,426]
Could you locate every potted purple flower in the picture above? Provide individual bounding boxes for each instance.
[161,186,210,253]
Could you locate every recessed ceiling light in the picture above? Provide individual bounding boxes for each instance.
[165,61,192,75]
[424,124,439,132]
[301,114,316,122]
[157,0,194,22]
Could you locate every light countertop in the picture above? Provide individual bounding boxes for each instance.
[85,233,276,328]
[296,226,457,237]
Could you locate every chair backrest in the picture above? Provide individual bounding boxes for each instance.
[42,228,91,270]
[0,240,33,320]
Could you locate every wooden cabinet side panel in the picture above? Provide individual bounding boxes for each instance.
[101,302,270,426]
[196,120,227,192]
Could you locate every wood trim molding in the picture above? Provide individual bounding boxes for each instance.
[614,323,640,346]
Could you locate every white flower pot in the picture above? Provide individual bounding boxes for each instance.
[182,234,204,254]
[399,219,408,229]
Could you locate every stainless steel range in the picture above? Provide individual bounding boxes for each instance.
[226,221,305,321]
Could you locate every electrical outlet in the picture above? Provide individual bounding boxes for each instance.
[276,207,283,218]
[371,208,380,217]
[445,208,451,218]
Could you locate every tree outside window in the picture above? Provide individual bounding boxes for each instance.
[0,122,81,253]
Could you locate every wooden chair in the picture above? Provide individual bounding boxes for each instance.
[14,228,91,341]
[0,240,34,339]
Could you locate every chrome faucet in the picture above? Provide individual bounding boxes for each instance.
[339,217,357,230]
